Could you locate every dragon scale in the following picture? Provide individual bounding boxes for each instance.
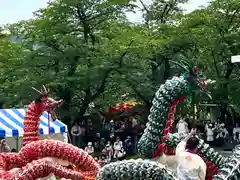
[96,70,239,179]
[1,69,240,179]
[0,86,100,180]
[138,76,189,158]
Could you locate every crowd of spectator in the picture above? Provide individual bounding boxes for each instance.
[176,117,240,150]
[71,115,240,166]
[204,121,229,146]
[71,116,145,166]
[3,114,240,166]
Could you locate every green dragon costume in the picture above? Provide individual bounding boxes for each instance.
[96,61,238,180]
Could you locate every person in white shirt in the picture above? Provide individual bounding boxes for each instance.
[204,121,209,132]
[71,123,81,147]
[113,137,123,158]
[103,141,113,162]
[176,118,189,134]
[206,124,214,144]
[176,128,206,180]
[0,139,10,153]
[219,124,228,139]
[234,132,240,146]
[63,132,68,143]
[84,142,94,155]
[233,123,240,140]
[131,116,138,128]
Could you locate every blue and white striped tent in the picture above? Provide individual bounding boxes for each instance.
[0,109,67,137]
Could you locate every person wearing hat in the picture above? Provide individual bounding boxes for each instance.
[84,142,94,155]
[176,118,189,134]
[0,139,10,153]
[206,123,214,145]
[113,137,123,159]
[102,141,113,162]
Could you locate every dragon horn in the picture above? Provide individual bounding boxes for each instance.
[180,60,192,69]
[32,87,42,94]
[169,60,189,71]
[42,85,48,94]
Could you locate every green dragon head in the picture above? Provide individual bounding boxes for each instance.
[170,60,211,99]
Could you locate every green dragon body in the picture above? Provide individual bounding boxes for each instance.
[97,64,237,180]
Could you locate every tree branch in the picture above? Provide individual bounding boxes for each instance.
[91,69,112,100]
[76,6,95,45]
[88,9,114,21]
[91,40,134,100]
[126,79,151,108]
[210,50,220,77]
[32,68,42,76]
[43,39,64,53]
[227,7,240,30]
[118,40,134,68]
[139,0,149,14]
[160,4,169,23]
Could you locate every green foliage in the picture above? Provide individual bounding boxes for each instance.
[1,0,240,124]
[174,0,240,110]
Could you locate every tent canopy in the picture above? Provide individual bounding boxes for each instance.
[0,109,67,137]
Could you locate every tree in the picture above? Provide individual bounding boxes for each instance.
[0,28,28,107]
[4,0,139,125]
[166,0,240,120]
[139,0,189,26]
[2,0,240,125]
[116,0,193,110]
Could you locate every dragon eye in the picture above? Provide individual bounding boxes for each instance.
[193,66,198,73]
[200,80,208,88]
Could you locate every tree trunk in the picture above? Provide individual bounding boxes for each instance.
[219,62,234,124]
[57,86,72,125]
[74,100,89,125]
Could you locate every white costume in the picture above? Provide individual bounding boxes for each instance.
[177,119,189,134]
[85,142,94,154]
[176,136,206,180]
[206,125,214,142]
[113,140,123,158]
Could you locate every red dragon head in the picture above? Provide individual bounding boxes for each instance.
[32,85,64,121]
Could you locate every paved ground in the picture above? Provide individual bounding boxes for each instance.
[212,141,234,157]
[214,147,232,157]
[218,150,232,157]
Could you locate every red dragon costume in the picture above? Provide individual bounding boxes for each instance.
[0,85,100,179]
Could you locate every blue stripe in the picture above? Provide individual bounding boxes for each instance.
[54,120,65,128]
[60,126,66,133]
[11,109,25,120]
[41,112,57,133]
[0,109,67,137]
[42,112,66,133]
[0,110,19,137]
[21,109,49,127]
[12,130,19,136]
[22,109,55,134]
[0,124,6,137]
[1,110,24,128]
[39,128,43,135]
[0,110,16,129]
[0,130,5,137]
[12,109,53,135]
[50,127,55,134]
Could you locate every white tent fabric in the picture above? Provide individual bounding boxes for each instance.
[0,108,67,137]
